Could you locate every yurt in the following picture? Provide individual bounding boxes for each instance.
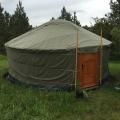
[5,20,112,90]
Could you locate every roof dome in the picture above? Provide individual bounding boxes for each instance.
[5,19,111,50]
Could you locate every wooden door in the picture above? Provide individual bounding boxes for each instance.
[77,53,100,89]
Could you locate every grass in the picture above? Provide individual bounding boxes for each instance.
[0,55,8,70]
[0,55,120,120]
[109,61,120,80]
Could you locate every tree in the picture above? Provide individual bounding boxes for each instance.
[107,0,120,26]
[59,6,72,21]
[0,4,5,51]
[4,11,11,43]
[111,27,120,59]
[58,6,81,26]
[0,4,11,53]
[10,1,32,39]
[105,0,120,59]
[88,17,113,40]
[0,1,32,54]
[59,7,67,19]
[72,12,80,26]
[84,0,120,59]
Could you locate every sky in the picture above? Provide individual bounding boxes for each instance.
[0,0,111,26]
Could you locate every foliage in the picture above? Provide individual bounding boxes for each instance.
[88,17,113,40]
[9,1,32,39]
[110,27,120,59]
[0,4,10,53]
[107,0,120,26]
[59,7,81,26]
[53,6,81,26]
[0,1,32,54]
[109,0,120,59]
[83,0,120,60]
[72,12,81,26]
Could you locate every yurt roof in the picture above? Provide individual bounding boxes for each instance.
[5,19,112,50]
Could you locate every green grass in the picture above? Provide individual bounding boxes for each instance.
[109,61,120,80]
[0,55,120,120]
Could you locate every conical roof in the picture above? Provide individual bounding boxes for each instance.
[5,20,111,50]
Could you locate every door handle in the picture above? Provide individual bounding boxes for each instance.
[82,64,84,70]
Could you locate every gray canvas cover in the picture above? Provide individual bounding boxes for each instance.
[5,20,111,50]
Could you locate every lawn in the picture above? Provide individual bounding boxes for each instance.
[0,55,120,120]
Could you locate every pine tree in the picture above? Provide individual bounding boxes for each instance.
[10,1,32,38]
[72,12,80,26]
[4,11,11,42]
[59,7,67,19]
[59,6,81,26]
[59,7,72,22]
[0,3,6,53]
[108,0,120,26]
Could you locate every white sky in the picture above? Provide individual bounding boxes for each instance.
[0,0,111,26]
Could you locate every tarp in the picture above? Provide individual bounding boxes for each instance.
[6,48,75,87]
[5,20,111,50]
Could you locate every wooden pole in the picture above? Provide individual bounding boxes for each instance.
[75,30,79,95]
[100,28,103,85]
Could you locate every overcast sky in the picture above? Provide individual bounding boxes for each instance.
[0,0,111,26]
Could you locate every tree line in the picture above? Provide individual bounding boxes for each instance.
[0,1,32,53]
[0,0,120,60]
[55,0,120,60]
[83,0,120,60]
[0,2,81,54]
[51,6,81,26]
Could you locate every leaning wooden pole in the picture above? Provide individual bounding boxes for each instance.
[75,30,79,95]
[100,28,103,85]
